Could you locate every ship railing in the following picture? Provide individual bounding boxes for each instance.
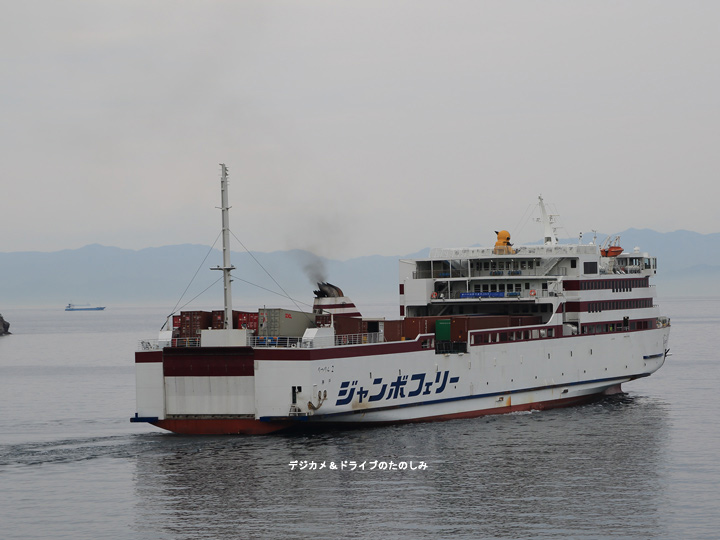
[298,332,383,349]
[173,337,200,347]
[251,332,383,349]
[332,332,382,346]
[138,339,162,351]
[137,337,200,350]
[414,269,570,279]
[427,245,597,259]
[138,332,385,351]
[248,335,302,348]
[438,290,552,300]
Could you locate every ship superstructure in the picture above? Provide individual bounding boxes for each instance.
[132,175,670,435]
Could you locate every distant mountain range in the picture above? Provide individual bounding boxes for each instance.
[0,243,425,311]
[0,228,714,310]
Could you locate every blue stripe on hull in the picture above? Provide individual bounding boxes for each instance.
[259,373,646,422]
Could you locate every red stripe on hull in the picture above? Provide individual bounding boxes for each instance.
[152,418,292,435]
[313,302,358,310]
[150,392,605,435]
[135,350,163,363]
[309,392,604,430]
[405,392,601,423]
[254,339,424,360]
[163,346,254,377]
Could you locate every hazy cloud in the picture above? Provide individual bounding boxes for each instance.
[2,1,719,257]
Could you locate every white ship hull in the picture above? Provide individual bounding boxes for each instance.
[305,329,668,425]
[134,325,669,434]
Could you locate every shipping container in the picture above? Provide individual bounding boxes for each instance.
[383,320,404,342]
[211,310,225,329]
[210,310,261,330]
[332,316,363,336]
[450,315,512,342]
[435,319,451,342]
[179,311,212,338]
[258,308,316,337]
[403,316,447,340]
[511,315,542,327]
[315,314,332,327]
[236,311,259,331]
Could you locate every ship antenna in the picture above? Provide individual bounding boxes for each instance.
[211,164,236,329]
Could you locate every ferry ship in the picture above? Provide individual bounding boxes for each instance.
[131,166,671,435]
[65,304,105,311]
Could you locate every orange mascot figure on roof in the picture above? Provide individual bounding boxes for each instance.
[493,230,515,255]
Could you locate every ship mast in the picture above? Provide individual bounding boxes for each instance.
[213,164,235,329]
[538,195,558,246]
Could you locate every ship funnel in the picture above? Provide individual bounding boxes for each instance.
[314,282,345,298]
[312,282,361,317]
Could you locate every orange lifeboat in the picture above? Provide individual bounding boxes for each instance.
[600,236,623,257]
[601,246,623,257]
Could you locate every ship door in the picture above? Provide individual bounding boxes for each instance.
[366,321,383,343]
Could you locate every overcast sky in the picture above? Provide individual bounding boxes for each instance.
[2,1,718,259]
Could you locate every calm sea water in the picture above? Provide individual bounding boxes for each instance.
[0,299,718,540]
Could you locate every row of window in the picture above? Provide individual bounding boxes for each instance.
[468,318,656,345]
[588,299,653,313]
[475,260,536,271]
[579,277,649,291]
[581,319,655,334]
[563,277,650,291]
[473,282,539,293]
[471,327,557,345]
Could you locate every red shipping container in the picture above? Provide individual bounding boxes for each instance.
[211,310,225,329]
[402,316,449,340]
[383,320,404,342]
[451,315,511,342]
[233,311,257,329]
[511,315,542,327]
[206,310,262,330]
[333,316,363,336]
[247,313,259,331]
[315,314,332,327]
[179,311,212,337]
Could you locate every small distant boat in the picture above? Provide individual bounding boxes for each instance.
[65,304,105,311]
